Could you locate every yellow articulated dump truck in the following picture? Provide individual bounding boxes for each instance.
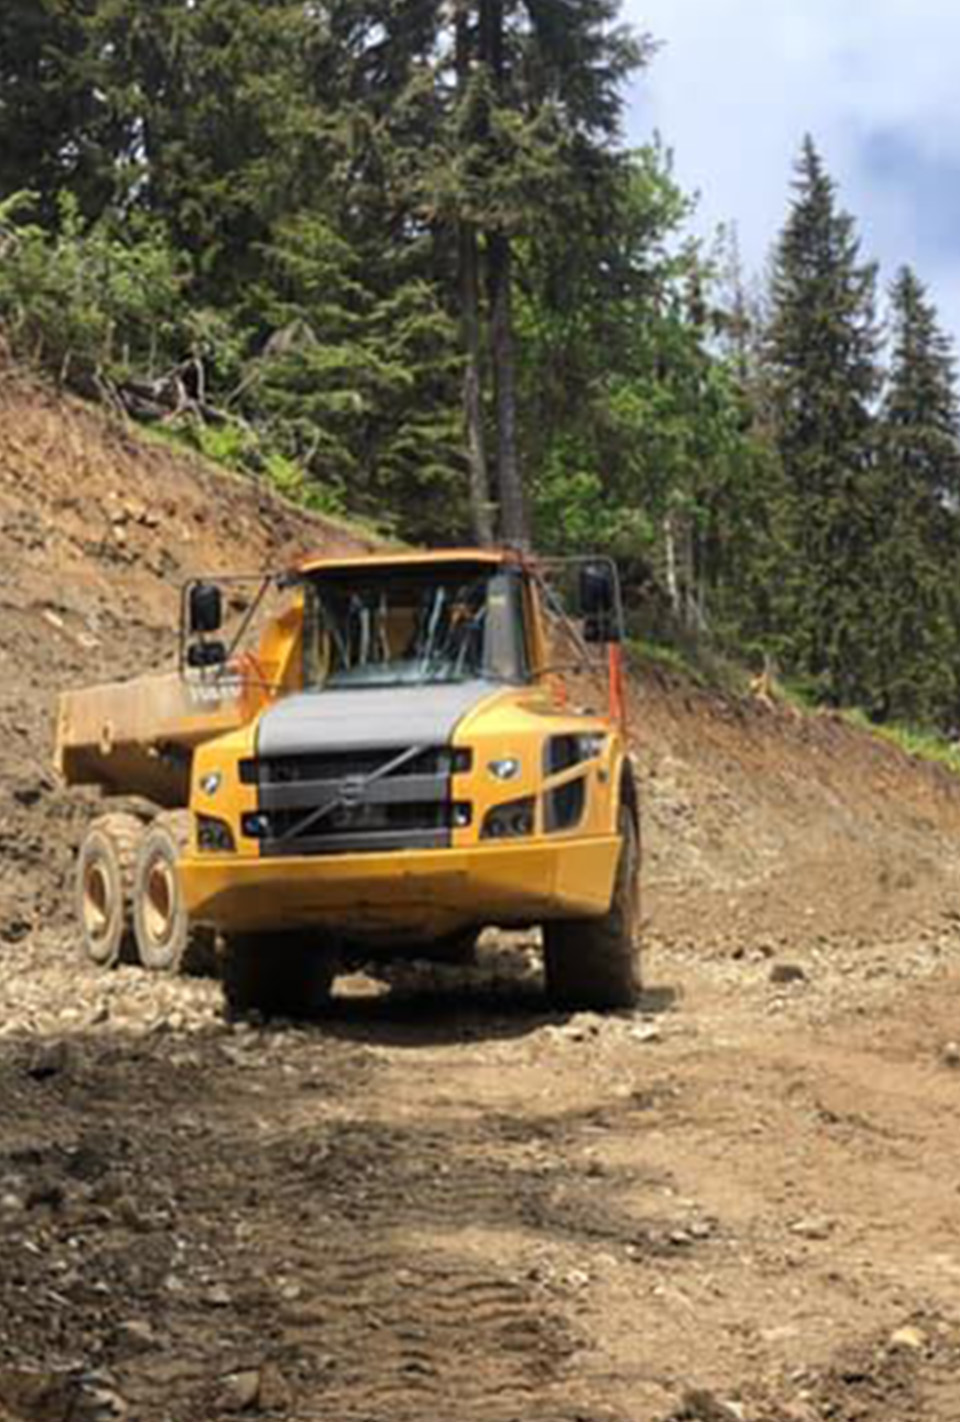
[56,549,641,1015]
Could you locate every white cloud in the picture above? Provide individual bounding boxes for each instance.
[622,0,960,337]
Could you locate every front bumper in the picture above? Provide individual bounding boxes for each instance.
[179,836,619,940]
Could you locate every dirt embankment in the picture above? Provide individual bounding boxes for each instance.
[634,665,960,951]
[0,373,373,938]
[2,375,960,1422]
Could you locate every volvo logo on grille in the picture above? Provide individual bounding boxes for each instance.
[340,775,366,810]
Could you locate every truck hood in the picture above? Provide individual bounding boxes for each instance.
[255,680,499,757]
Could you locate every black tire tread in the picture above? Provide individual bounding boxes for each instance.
[222,932,335,1020]
[132,811,214,973]
[78,812,145,966]
[92,812,144,892]
[543,807,641,1010]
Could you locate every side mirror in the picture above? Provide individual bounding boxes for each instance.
[188,582,223,635]
[579,562,622,644]
[186,639,228,670]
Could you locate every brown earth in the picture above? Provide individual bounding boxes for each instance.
[2,374,960,1421]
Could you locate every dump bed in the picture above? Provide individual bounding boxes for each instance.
[55,671,250,807]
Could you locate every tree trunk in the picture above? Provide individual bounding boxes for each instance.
[663,511,680,619]
[454,3,494,546]
[460,223,495,545]
[479,0,529,549]
[488,230,528,547]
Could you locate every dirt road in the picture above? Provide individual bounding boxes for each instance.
[4,376,960,1420]
[3,911,960,1422]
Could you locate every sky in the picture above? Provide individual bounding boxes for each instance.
[622,0,960,339]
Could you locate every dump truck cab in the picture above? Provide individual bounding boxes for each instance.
[58,548,641,1013]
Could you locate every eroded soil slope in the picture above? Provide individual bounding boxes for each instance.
[635,666,960,950]
[0,372,372,938]
[2,376,960,1422]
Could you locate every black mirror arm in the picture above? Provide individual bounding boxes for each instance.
[221,573,274,669]
[530,571,608,676]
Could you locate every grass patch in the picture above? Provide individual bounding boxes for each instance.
[778,677,822,713]
[628,636,751,698]
[136,420,394,547]
[842,709,960,776]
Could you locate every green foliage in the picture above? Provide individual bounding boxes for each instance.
[241,212,465,539]
[868,266,960,726]
[0,191,185,386]
[765,137,882,705]
[519,143,777,653]
[627,636,752,698]
[843,710,960,777]
[85,0,327,296]
[262,451,346,516]
[0,0,118,221]
[6,4,960,743]
[186,422,257,471]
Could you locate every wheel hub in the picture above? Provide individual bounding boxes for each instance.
[82,861,110,942]
[144,858,175,946]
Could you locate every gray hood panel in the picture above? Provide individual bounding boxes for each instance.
[256,681,495,756]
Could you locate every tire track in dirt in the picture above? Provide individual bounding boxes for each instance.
[245,1111,677,1421]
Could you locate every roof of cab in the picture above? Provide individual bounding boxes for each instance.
[296,547,521,575]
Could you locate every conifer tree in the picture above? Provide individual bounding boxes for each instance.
[0,0,120,220]
[412,0,645,545]
[766,137,882,703]
[872,266,960,724]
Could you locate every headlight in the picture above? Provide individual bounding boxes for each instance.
[481,796,535,840]
[488,756,522,782]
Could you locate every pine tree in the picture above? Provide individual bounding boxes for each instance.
[86,0,326,296]
[0,0,120,220]
[410,0,645,545]
[1,0,780,577]
[872,267,960,724]
[766,137,882,704]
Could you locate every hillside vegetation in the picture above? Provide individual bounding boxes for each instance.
[3,3,960,732]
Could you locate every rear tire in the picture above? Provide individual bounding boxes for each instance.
[543,805,641,1010]
[132,812,197,972]
[76,813,143,967]
[221,932,337,1020]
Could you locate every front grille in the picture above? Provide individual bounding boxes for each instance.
[247,744,463,857]
[263,800,464,856]
[241,746,470,786]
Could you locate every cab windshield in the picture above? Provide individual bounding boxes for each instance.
[303,566,530,690]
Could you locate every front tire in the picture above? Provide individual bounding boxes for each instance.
[543,805,641,1010]
[221,932,337,1020]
